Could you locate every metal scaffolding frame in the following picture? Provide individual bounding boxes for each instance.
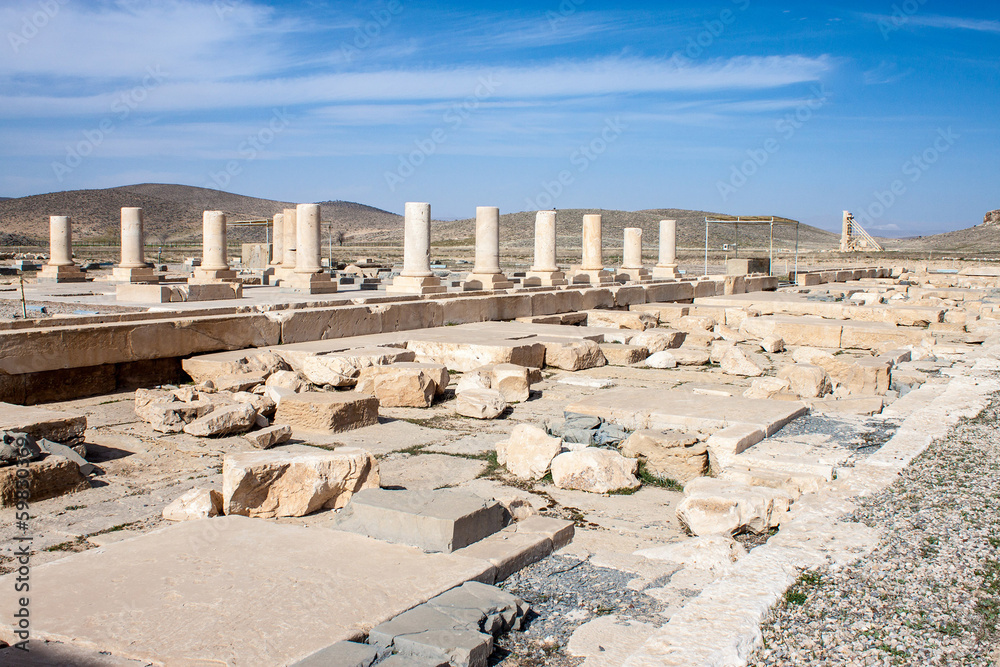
[703,217,800,277]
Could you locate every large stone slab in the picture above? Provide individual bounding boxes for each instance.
[274,392,379,433]
[566,389,807,436]
[0,517,495,665]
[336,488,506,553]
[0,455,90,507]
[406,339,545,373]
[0,402,87,445]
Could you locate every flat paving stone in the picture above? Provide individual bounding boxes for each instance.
[0,516,494,666]
[379,453,488,490]
[565,389,808,436]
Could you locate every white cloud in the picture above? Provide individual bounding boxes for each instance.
[908,15,1000,34]
[863,61,911,85]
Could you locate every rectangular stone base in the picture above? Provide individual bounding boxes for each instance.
[192,268,239,282]
[570,269,614,285]
[523,271,568,287]
[268,266,296,286]
[616,268,652,283]
[281,272,338,294]
[387,275,447,295]
[111,267,159,284]
[118,282,241,303]
[652,265,681,279]
[37,265,87,283]
[462,273,514,291]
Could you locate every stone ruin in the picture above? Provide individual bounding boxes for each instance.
[0,202,999,665]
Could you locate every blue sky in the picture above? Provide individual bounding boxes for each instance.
[1,0,997,235]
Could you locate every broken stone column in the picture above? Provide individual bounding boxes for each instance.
[282,203,336,294]
[112,207,157,283]
[270,212,284,266]
[387,202,446,295]
[617,227,651,283]
[38,216,85,283]
[272,207,297,284]
[570,213,612,285]
[525,210,567,287]
[193,211,237,282]
[653,219,680,279]
[463,206,513,291]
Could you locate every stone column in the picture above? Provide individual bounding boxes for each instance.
[618,227,651,283]
[112,207,156,283]
[570,214,612,285]
[194,211,237,282]
[39,216,85,283]
[387,202,446,295]
[653,219,680,279]
[283,203,336,294]
[270,213,284,266]
[463,206,512,291]
[281,207,297,268]
[525,210,566,286]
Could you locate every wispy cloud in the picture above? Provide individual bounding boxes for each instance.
[908,15,1000,33]
[863,61,912,85]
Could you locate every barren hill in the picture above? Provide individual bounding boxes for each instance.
[881,223,1000,254]
[0,185,402,245]
[354,208,839,251]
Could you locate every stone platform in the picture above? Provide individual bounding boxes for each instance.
[0,517,495,666]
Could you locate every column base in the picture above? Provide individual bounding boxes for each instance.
[462,272,514,291]
[37,264,87,283]
[280,272,338,294]
[267,266,296,286]
[523,270,568,287]
[616,268,652,283]
[386,275,447,295]
[111,267,159,284]
[192,268,239,283]
[653,265,681,279]
[569,269,615,285]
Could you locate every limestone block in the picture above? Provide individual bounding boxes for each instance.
[496,424,563,480]
[791,348,852,386]
[629,328,685,353]
[644,351,678,369]
[0,455,90,507]
[456,369,492,394]
[356,365,437,408]
[162,488,223,521]
[742,377,792,400]
[599,344,649,366]
[719,347,767,377]
[619,429,708,483]
[223,446,380,517]
[265,370,307,392]
[183,402,257,437]
[231,391,277,418]
[585,310,658,331]
[714,324,744,343]
[407,339,545,373]
[777,364,832,398]
[721,467,824,498]
[427,580,531,636]
[491,364,530,403]
[677,315,717,332]
[291,641,379,667]
[675,477,791,536]
[455,528,553,583]
[705,425,765,471]
[636,535,747,572]
[760,335,785,353]
[274,392,379,434]
[335,488,505,553]
[243,424,292,449]
[135,398,213,433]
[668,348,711,366]
[455,389,507,420]
[845,358,891,396]
[550,449,640,494]
[542,339,607,371]
[0,403,87,445]
[264,386,296,406]
[740,316,842,348]
[299,348,416,387]
[214,373,267,393]
[508,515,575,550]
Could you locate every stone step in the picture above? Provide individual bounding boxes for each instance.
[335,488,507,554]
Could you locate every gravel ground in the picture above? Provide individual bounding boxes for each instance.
[493,555,673,666]
[757,391,1000,666]
[0,299,142,320]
